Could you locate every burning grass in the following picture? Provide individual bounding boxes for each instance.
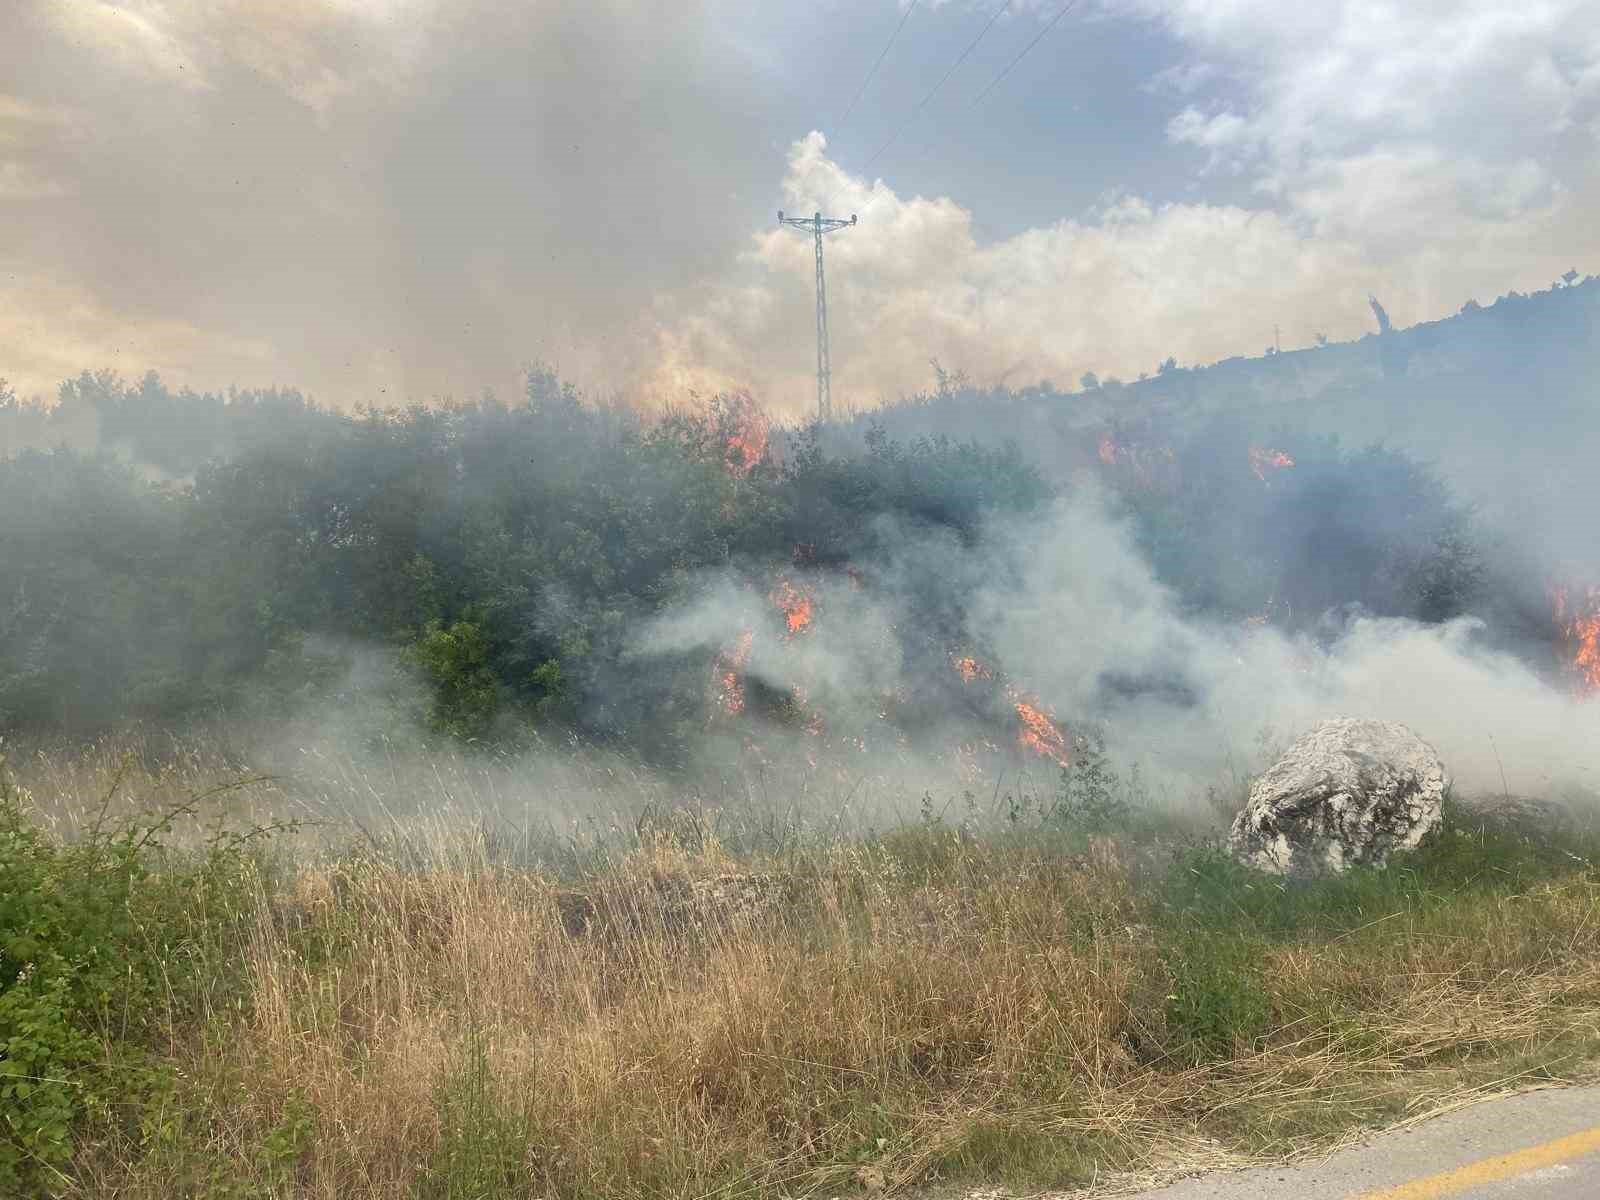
[1553,584,1600,697]
[6,742,1600,1199]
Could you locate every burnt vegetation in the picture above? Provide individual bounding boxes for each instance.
[10,277,1592,754]
[2,278,1599,1198]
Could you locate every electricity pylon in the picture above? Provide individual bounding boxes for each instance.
[779,209,855,422]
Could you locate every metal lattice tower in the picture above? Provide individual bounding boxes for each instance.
[779,209,855,422]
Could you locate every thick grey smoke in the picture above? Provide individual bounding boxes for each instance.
[636,484,1600,805]
[982,489,1600,798]
[5,2,1596,417]
[0,0,776,403]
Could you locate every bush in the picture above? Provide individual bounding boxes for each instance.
[0,758,274,1192]
[406,619,503,739]
[1049,731,1133,833]
[422,1028,531,1200]
[1160,929,1274,1064]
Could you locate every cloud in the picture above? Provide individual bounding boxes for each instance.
[1137,1,1600,159]
[651,124,1594,411]
[1,0,1596,414]
[0,0,774,403]
[651,0,1600,411]
[0,272,274,402]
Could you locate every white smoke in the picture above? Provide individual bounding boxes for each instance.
[636,483,1600,806]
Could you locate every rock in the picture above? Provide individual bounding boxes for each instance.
[1229,717,1447,875]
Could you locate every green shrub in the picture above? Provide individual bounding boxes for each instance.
[1049,731,1133,834]
[422,1028,530,1200]
[1158,806,1594,946]
[0,759,274,1193]
[406,619,502,740]
[1159,928,1274,1064]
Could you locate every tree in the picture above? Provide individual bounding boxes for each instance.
[406,619,501,740]
[1368,294,1393,335]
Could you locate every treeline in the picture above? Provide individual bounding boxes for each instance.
[0,364,1486,754]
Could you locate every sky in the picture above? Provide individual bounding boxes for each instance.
[2,0,1597,416]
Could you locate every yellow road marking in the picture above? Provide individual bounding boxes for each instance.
[1356,1123,1600,1199]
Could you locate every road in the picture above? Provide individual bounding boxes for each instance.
[1121,1083,1600,1199]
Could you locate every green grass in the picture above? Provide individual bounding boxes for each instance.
[5,748,1600,1199]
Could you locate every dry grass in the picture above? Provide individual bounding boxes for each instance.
[79,842,1600,1198]
[9,737,1600,1199]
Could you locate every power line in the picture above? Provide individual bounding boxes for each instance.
[843,0,1083,222]
[784,0,1085,414]
[777,210,857,422]
[849,0,1013,189]
[839,0,922,130]
[969,0,1081,107]
[792,0,923,209]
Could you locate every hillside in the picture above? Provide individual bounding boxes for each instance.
[829,276,1600,564]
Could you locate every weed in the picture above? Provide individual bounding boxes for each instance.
[0,754,281,1194]
[4,741,1600,1198]
[422,1027,529,1200]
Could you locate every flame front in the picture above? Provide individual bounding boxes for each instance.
[1248,446,1295,482]
[950,654,993,684]
[1011,691,1070,768]
[721,393,770,476]
[1553,585,1600,696]
[950,653,1069,765]
[1096,430,1176,487]
[711,630,753,717]
[769,577,815,637]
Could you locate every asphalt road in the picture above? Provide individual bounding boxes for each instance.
[1122,1083,1600,1200]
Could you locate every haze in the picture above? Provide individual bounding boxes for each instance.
[3,1,1597,413]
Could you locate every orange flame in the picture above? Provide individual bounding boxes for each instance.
[721,393,769,476]
[1553,585,1600,697]
[1097,432,1177,486]
[769,577,815,637]
[711,630,753,717]
[951,654,1068,765]
[950,654,993,684]
[1011,691,1071,768]
[1249,446,1295,482]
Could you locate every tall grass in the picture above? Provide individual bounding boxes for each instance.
[5,737,1599,1198]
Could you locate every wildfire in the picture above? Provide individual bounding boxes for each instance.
[950,654,993,684]
[949,653,1068,766]
[769,577,815,637]
[720,393,770,476]
[711,630,753,717]
[1096,431,1177,487]
[1552,585,1600,696]
[1011,690,1071,768]
[1242,594,1291,629]
[1248,446,1295,482]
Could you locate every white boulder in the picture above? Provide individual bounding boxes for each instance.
[1229,718,1447,875]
